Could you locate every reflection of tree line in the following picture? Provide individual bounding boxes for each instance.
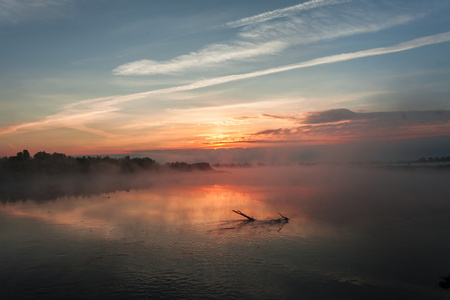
[0,174,149,203]
[0,150,214,203]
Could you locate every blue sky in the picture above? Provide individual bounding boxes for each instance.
[0,0,449,162]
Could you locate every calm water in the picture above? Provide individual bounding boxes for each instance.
[1,166,449,299]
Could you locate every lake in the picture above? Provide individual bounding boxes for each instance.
[1,165,449,299]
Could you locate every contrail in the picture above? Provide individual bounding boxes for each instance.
[1,31,449,136]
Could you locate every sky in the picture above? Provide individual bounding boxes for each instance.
[1,0,449,163]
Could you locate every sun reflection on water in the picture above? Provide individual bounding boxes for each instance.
[0,183,313,239]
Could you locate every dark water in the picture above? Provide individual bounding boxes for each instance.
[1,166,449,299]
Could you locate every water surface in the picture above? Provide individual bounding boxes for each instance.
[1,166,449,299]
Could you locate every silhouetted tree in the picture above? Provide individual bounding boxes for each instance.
[34,151,52,160]
[0,150,216,180]
[22,150,31,160]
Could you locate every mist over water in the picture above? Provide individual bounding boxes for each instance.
[1,165,450,299]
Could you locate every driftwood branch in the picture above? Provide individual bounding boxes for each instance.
[232,210,255,221]
[278,212,289,221]
[232,210,289,222]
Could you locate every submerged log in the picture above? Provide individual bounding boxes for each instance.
[232,210,255,221]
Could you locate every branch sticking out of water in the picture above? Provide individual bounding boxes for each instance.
[232,210,290,223]
[278,212,289,221]
[232,210,255,221]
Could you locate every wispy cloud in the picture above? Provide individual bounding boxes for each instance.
[153,31,450,92]
[113,41,286,75]
[0,0,70,25]
[238,12,418,47]
[1,32,450,137]
[100,30,450,100]
[113,0,426,76]
[223,0,348,28]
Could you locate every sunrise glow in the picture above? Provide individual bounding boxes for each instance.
[1,0,449,162]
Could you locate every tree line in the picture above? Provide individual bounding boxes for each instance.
[0,150,213,176]
[415,156,450,163]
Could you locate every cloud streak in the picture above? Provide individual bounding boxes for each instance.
[223,0,348,28]
[113,41,287,75]
[303,109,357,124]
[1,32,450,137]
[251,109,450,142]
[0,0,69,25]
[153,31,450,93]
[114,0,426,76]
